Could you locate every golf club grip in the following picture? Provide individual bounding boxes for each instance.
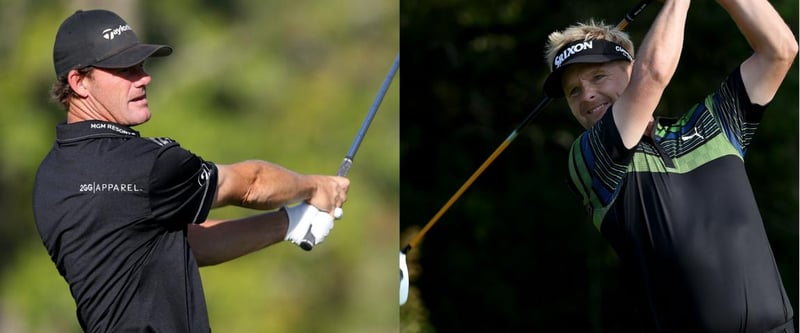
[336,157,353,177]
[299,233,315,251]
[298,157,353,251]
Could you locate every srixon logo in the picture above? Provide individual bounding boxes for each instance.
[554,41,593,69]
[101,24,132,40]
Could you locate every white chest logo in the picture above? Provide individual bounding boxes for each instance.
[681,127,704,142]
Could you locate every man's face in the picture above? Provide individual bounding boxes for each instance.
[81,63,152,126]
[561,60,632,129]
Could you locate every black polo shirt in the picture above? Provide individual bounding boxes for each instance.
[33,120,217,332]
[567,68,793,331]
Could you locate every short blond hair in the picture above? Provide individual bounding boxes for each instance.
[544,19,635,72]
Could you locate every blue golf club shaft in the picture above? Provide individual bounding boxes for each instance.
[300,54,400,251]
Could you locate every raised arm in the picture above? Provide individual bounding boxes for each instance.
[718,0,798,105]
[614,0,691,148]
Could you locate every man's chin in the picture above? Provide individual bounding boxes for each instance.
[126,108,151,126]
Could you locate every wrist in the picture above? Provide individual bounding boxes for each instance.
[283,203,319,243]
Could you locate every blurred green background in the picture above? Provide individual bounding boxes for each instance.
[0,0,398,332]
[400,0,798,332]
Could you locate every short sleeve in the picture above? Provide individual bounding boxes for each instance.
[707,66,766,156]
[567,109,634,228]
[149,143,218,225]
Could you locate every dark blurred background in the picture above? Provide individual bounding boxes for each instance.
[399,1,798,332]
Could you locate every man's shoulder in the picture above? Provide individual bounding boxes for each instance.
[144,137,178,147]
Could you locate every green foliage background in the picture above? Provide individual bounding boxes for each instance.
[0,0,398,332]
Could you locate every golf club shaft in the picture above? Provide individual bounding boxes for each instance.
[618,0,653,30]
[403,97,551,253]
[402,0,653,253]
[300,53,400,251]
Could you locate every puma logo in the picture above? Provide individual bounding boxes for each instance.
[681,127,704,142]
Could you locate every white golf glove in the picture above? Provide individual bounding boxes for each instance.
[283,203,335,247]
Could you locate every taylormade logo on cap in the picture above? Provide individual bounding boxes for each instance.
[554,41,594,69]
[53,9,172,78]
[102,25,132,40]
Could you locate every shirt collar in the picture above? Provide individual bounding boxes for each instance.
[56,120,140,143]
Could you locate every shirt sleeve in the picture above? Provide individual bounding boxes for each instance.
[707,66,767,156]
[567,108,634,229]
[148,142,218,225]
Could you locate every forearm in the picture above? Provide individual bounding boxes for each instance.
[634,0,689,86]
[213,161,317,210]
[187,211,288,266]
[717,0,797,104]
[718,0,797,61]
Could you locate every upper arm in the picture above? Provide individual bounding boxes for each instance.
[612,71,669,148]
[612,0,691,148]
[721,0,797,106]
[739,47,797,106]
[213,163,250,208]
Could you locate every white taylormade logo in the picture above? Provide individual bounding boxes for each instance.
[554,41,593,69]
[102,24,132,40]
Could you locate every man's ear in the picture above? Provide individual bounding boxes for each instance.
[67,69,88,98]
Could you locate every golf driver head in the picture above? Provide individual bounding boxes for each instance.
[400,251,409,305]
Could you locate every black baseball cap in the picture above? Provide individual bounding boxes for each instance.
[543,39,633,98]
[53,9,172,78]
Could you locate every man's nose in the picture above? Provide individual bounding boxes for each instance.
[580,86,596,101]
[135,69,151,87]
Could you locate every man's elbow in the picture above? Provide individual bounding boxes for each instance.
[772,33,798,67]
[783,38,798,64]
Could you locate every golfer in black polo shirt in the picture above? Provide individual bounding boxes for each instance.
[544,0,797,331]
[33,9,349,332]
